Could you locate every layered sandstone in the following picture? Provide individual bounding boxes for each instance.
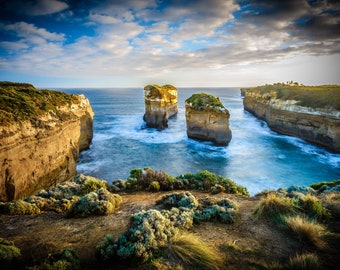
[143,84,178,130]
[242,87,340,152]
[0,83,94,201]
[185,93,232,146]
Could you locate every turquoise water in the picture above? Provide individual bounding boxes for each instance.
[63,87,340,195]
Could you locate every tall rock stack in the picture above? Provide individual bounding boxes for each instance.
[143,84,178,130]
[185,92,232,146]
[0,82,94,201]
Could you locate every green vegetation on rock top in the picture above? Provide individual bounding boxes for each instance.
[185,92,225,110]
[144,84,177,99]
[0,81,80,126]
[241,82,340,110]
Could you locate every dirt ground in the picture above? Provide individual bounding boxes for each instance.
[1,191,339,269]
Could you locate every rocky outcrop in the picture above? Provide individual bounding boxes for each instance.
[0,84,94,201]
[243,88,340,152]
[143,84,178,130]
[185,93,232,146]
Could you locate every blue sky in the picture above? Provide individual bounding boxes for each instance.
[0,0,339,88]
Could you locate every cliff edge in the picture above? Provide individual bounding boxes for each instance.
[185,92,232,146]
[143,84,178,130]
[242,84,340,152]
[0,82,94,201]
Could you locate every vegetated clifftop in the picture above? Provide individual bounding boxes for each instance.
[143,84,178,130]
[0,82,94,202]
[185,92,232,146]
[242,83,340,152]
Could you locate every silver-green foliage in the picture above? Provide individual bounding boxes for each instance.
[0,238,21,268]
[97,209,178,263]
[67,188,122,218]
[0,200,40,215]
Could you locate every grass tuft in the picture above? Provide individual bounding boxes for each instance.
[287,252,322,270]
[166,232,223,270]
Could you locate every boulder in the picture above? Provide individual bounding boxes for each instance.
[185,93,232,145]
[143,84,178,130]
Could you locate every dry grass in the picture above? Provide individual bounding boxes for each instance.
[287,252,322,270]
[284,215,327,248]
[253,193,297,221]
[166,232,224,270]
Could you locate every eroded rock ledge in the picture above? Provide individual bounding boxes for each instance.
[185,92,232,146]
[242,85,340,152]
[0,82,94,201]
[143,84,178,130]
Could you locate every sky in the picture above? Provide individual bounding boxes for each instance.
[0,0,339,88]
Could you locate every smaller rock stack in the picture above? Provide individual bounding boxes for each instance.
[143,84,178,130]
[185,93,232,146]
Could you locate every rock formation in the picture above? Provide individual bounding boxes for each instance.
[242,87,340,152]
[185,93,232,146]
[0,82,94,201]
[143,84,178,130]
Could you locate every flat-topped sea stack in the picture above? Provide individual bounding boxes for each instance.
[0,82,94,201]
[185,92,232,146]
[143,84,178,130]
[242,83,340,152]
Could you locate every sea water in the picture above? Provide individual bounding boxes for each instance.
[62,87,340,195]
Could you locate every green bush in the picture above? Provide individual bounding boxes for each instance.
[310,179,340,191]
[194,198,238,224]
[148,181,160,192]
[97,209,178,263]
[28,248,80,270]
[211,184,225,194]
[0,200,41,215]
[0,238,21,269]
[66,188,122,218]
[157,192,199,210]
[81,177,108,195]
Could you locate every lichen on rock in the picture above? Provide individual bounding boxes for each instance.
[143,84,178,130]
[185,92,232,145]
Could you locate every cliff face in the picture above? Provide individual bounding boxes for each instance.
[0,85,94,202]
[243,89,340,152]
[185,93,232,146]
[143,84,178,130]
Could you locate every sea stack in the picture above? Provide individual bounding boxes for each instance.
[143,84,178,130]
[0,82,94,201]
[185,92,232,146]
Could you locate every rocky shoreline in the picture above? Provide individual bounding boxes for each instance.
[242,84,340,152]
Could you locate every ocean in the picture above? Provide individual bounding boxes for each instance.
[62,87,340,195]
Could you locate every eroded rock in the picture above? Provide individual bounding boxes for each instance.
[185,92,232,145]
[143,84,178,130]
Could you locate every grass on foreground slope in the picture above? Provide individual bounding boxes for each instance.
[241,82,340,110]
[0,81,79,126]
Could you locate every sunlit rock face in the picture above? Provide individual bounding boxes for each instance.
[243,89,340,152]
[143,84,178,130]
[0,85,94,202]
[185,93,232,146]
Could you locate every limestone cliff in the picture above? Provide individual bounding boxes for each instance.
[242,86,340,152]
[185,93,232,146]
[143,84,178,130]
[0,82,94,201]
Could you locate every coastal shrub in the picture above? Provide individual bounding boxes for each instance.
[125,178,138,190]
[298,194,331,221]
[148,181,160,192]
[0,238,22,269]
[310,179,340,191]
[161,207,194,230]
[0,200,40,215]
[24,195,79,213]
[129,168,143,181]
[165,232,223,270]
[253,193,297,221]
[157,192,199,210]
[284,215,327,247]
[110,180,126,192]
[211,184,225,194]
[287,253,322,270]
[67,188,122,218]
[80,177,108,195]
[97,209,178,263]
[28,248,80,270]
[194,198,238,224]
[287,185,316,195]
